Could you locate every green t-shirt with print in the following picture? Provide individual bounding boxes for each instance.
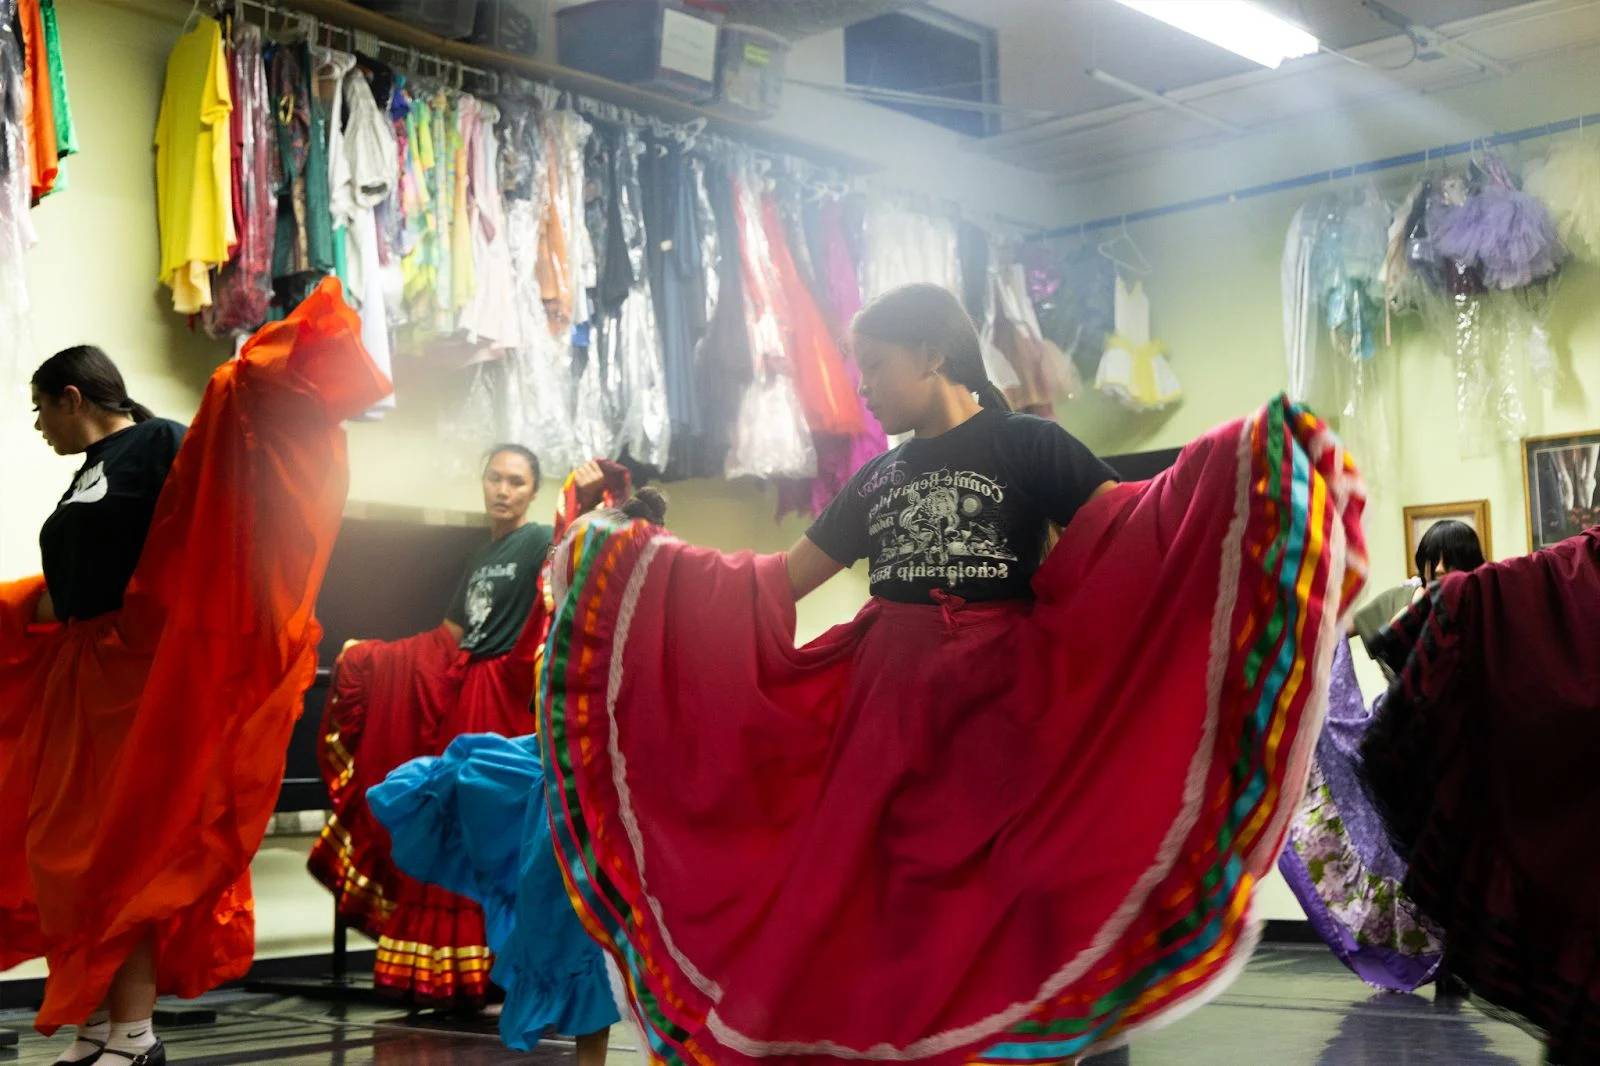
[445,522,554,658]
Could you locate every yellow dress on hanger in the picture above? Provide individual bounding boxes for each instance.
[154,15,234,314]
[1096,277,1182,411]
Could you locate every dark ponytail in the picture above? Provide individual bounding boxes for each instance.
[619,486,669,526]
[31,345,154,422]
[852,283,1011,411]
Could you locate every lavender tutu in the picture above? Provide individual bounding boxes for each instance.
[1278,638,1445,992]
[1431,179,1566,291]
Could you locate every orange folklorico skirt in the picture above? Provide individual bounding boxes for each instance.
[0,278,388,1033]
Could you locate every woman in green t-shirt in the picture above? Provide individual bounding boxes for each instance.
[306,447,622,1013]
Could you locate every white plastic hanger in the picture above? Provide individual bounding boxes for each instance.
[1097,217,1151,276]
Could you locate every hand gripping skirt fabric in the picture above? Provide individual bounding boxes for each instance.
[368,733,622,1046]
[1276,637,1443,992]
[537,396,1367,1066]
[1361,530,1600,1064]
[307,465,634,1010]
[0,277,388,1033]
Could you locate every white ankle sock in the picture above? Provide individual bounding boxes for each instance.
[56,1011,111,1064]
[104,1019,157,1056]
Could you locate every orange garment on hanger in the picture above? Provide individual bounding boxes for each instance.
[0,278,389,1033]
[536,125,572,337]
[761,196,862,438]
[17,0,58,200]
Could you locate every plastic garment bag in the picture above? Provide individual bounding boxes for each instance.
[724,158,815,481]
[607,124,671,471]
[204,22,274,339]
[1282,189,1393,476]
[0,4,35,388]
[860,200,961,301]
[1526,136,1600,263]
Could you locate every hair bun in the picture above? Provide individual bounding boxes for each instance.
[620,486,668,526]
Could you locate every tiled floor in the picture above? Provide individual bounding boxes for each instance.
[0,948,1548,1065]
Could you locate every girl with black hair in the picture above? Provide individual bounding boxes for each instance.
[28,347,181,631]
[306,452,629,1012]
[536,283,1368,1065]
[1,280,388,1066]
[1350,521,1486,673]
[1414,519,1486,583]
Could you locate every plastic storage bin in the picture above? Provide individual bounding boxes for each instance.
[357,1,478,40]
[471,0,547,54]
[557,0,723,101]
[716,23,787,119]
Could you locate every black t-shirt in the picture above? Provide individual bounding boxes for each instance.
[807,408,1116,604]
[445,523,555,658]
[39,418,187,622]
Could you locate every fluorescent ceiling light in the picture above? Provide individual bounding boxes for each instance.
[1113,1,1320,70]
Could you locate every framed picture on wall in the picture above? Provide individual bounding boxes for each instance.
[1523,431,1600,552]
[1402,500,1492,578]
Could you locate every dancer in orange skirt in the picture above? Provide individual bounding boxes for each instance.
[307,454,628,1011]
[538,283,1367,1066]
[0,279,387,1066]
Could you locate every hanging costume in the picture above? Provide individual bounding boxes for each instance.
[1361,530,1600,1065]
[17,0,56,201]
[204,20,274,338]
[0,279,388,1032]
[1096,277,1180,411]
[307,464,631,1010]
[1278,637,1443,992]
[154,14,235,314]
[539,395,1365,1065]
[1526,137,1600,264]
[0,0,36,385]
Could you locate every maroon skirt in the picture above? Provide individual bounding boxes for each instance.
[1362,529,1600,1063]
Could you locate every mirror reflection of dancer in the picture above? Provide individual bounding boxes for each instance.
[0,280,388,1066]
[368,489,670,1066]
[536,283,1368,1066]
[306,452,625,1012]
[1361,523,1600,1066]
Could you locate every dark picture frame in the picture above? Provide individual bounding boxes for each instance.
[1523,431,1600,552]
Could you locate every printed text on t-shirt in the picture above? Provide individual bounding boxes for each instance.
[864,468,1017,588]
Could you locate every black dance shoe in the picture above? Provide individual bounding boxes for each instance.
[100,1041,166,1066]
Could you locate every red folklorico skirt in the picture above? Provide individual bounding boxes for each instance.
[0,278,387,1032]
[537,396,1367,1065]
[307,463,631,1010]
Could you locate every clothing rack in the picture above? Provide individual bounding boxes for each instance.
[213,0,1044,238]
[216,0,874,173]
[1030,108,1600,242]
